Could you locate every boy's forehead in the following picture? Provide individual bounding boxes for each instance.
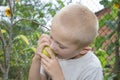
[52,4,85,30]
[50,23,78,45]
[50,25,70,41]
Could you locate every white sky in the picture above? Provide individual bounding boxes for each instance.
[0,0,104,13]
[40,0,104,30]
[73,0,104,12]
[41,0,104,12]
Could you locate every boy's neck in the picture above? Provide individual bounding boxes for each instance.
[71,47,92,59]
[70,51,88,59]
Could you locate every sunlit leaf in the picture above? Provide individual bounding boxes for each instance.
[95,49,108,67]
[30,47,36,53]
[113,3,119,9]
[20,35,29,45]
[1,29,6,33]
[15,35,29,45]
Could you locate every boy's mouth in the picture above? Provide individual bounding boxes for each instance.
[52,50,63,59]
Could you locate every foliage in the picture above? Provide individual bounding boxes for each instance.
[95,0,120,80]
[0,0,65,80]
[0,0,120,80]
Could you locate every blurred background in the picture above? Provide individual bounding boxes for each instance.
[0,0,120,80]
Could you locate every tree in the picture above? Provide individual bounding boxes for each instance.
[0,0,65,80]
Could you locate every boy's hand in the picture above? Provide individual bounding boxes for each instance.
[35,34,51,59]
[40,48,64,80]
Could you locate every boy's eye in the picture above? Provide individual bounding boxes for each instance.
[59,45,66,49]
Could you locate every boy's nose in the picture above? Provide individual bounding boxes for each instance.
[50,42,57,51]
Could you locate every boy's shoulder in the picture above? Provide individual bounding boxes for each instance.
[81,51,102,68]
[58,51,103,80]
[58,51,102,68]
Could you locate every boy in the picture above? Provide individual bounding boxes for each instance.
[28,3,103,80]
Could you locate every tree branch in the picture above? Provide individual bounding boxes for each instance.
[0,29,6,48]
[0,21,10,31]
[0,26,7,75]
[12,18,50,31]
[0,30,7,76]
[0,64,4,73]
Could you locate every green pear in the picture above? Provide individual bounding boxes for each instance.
[42,46,56,58]
[42,46,50,58]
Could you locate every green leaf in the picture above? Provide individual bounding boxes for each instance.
[45,3,52,7]
[20,35,29,45]
[105,20,116,30]
[57,0,65,8]
[95,49,108,67]
[15,35,29,45]
[94,36,106,50]
[30,47,36,53]
[106,42,115,55]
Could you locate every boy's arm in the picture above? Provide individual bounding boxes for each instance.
[28,55,47,80]
[40,50,65,80]
[28,34,50,80]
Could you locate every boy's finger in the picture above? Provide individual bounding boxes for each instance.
[40,53,50,62]
[36,42,49,54]
[41,58,48,66]
[38,34,50,42]
[38,35,51,45]
[41,62,49,72]
[39,34,49,39]
[38,38,50,45]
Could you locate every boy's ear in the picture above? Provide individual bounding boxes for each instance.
[80,46,92,54]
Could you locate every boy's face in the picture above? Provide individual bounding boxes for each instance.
[50,25,80,59]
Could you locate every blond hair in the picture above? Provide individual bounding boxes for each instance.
[52,3,98,49]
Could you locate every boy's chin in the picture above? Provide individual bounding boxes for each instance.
[56,55,69,59]
[56,54,65,59]
[56,54,63,59]
[55,53,69,59]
